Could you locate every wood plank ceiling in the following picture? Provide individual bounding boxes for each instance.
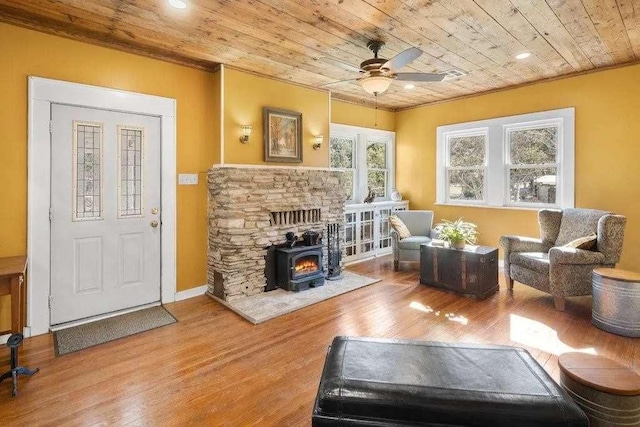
[1,0,639,110]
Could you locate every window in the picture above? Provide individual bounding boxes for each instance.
[330,124,395,203]
[506,124,558,205]
[329,135,356,201]
[445,131,486,203]
[437,108,574,209]
[366,141,388,198]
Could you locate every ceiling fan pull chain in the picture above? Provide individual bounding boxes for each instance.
[375,94,378,128]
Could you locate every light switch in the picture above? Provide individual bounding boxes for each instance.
[178,174,198,185]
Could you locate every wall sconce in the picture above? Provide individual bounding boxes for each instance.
[240,125,252,143]
[313,134,323,150]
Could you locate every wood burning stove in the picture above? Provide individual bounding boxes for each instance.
[275,243,324,291]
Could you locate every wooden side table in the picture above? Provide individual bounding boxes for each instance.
[0,256,27,335]
[592,268,640,337]
[559,353,640,427]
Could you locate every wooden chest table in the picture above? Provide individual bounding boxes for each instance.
[420,243,498,298]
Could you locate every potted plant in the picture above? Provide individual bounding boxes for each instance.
[434,218,478,250]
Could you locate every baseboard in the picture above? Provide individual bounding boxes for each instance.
[175,284,208,302]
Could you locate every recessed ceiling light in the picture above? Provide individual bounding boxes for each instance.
[168,0,187,9]
[515,52,531,60]
[404,84,415,90]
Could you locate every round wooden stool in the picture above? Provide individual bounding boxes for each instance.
[559,353,640,427]
[592,268,640,337]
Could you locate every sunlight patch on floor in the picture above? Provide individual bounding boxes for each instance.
[509,314,597,356]
[445,313,469,325]
[409,301,433,313]
[410,301,469,325]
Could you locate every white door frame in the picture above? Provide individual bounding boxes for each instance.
[28,77,177,336]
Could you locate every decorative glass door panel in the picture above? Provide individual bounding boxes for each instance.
[344,212,357,257]
[359,209,376,257]
[118,126,144,218]
[378,208,392,251]
[72,122,103,221]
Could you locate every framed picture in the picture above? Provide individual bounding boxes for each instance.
[263,107,303,163]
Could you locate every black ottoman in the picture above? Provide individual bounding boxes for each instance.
[313,337,588,426]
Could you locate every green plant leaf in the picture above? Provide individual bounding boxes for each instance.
[434,217,478,244]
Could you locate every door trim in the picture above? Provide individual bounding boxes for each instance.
[28,77,177,336]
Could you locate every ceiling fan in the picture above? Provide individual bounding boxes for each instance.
[325,40,446,96]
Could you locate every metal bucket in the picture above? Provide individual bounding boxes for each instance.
[592,271,640,337]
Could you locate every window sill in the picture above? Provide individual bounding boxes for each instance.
[433,202,549,212]
[346,200,409,209]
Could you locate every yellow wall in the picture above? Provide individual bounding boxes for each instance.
[0,23,217,329]
[331,99,395,132]
[396,64,640,270]
[0,23,394,331]
[14,17,636,329]
[223,68,330,167]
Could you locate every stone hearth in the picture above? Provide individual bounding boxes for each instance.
[207,166,346,301]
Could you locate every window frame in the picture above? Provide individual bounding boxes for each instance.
[330,124,395,204]
[436,108,575,210]
[504,119,562,209]
[365,139,390,199]
[444,128,488,205]
[328,132,357,203]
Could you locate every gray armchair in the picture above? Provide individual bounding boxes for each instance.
[500,208,626,311]
[391,210,436,271]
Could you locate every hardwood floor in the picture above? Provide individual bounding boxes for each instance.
[0,256,638,425]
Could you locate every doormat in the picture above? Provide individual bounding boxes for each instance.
[53,306,177,356]
[212,271,381,324]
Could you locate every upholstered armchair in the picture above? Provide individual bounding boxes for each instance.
[391,210,436,271]
[500,208,626,311]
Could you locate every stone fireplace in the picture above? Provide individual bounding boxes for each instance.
[207,166,346,302]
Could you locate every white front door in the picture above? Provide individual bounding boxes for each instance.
[50,104,161,325]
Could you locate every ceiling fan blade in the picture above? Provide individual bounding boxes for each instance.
[394,72,445,82]
[381,47,422,71]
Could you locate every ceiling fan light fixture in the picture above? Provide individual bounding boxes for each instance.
[168,0,187,9]
[360,76,392,95]
[515,52,531,60]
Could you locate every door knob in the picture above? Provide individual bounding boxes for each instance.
[151,220,159,228]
